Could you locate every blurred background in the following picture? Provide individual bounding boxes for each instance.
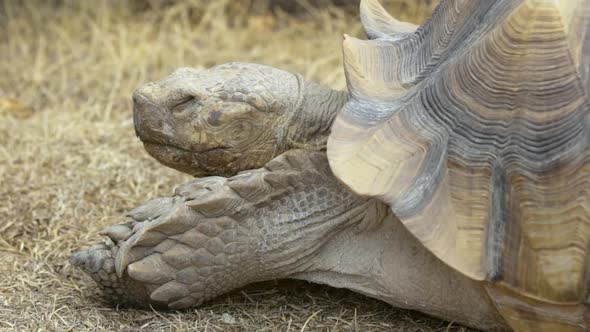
[0,1,482,331]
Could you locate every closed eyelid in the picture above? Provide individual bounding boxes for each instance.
[171,97,198,113]
[205,106,257,128]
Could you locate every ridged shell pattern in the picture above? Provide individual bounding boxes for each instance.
[328,0,590,330]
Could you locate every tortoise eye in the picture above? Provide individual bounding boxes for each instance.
[171,97,196,114]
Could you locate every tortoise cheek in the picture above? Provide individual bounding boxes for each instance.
[207,110,223,126]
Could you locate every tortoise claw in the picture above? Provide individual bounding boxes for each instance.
[70,246,111,274]
[99,223,133,243]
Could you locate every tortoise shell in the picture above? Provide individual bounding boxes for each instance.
[328,0,590,330]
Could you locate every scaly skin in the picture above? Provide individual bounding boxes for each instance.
[71,151,376,307]
[132,62,347,177]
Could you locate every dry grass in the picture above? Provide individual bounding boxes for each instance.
[0,1,475,331]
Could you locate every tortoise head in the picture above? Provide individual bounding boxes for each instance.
[133,63,302,177]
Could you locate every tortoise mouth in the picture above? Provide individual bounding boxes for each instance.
[143,142,195,173]
[142,142,234,177]
[141,140,230,155]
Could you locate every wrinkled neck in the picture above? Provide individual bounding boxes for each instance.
[286,79,348,149]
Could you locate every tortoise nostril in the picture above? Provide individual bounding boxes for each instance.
[133,83,158,105]
[132,90,149,106]
[132,91,141,105]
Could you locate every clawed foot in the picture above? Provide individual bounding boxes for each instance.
[70,189,253,309]
[70,223,157,307]
[70,151,367,310]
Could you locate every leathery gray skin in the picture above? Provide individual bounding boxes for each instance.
[70,63,509,331]
[131,63,347,177]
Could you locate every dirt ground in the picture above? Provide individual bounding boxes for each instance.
[0,1,476,331]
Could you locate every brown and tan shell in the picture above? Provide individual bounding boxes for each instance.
[328,0,590,330]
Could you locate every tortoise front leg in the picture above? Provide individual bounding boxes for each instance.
[70,149,508,331]
[70,150,375,308]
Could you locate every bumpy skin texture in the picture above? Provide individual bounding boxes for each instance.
[133,63,346,177]
[71,151,375,309]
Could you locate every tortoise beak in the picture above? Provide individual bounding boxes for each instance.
[132,90,171,144]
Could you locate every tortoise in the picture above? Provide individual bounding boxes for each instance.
[70,0,590,331]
